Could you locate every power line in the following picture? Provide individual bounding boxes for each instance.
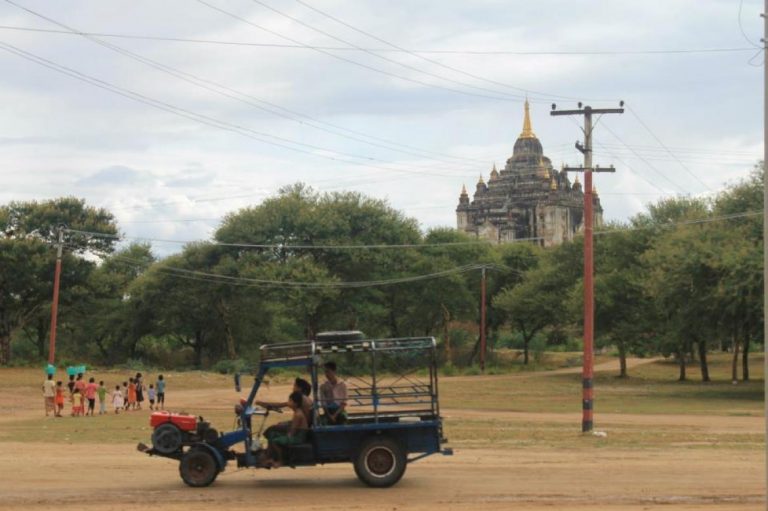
[288,0,591,102]
[599,121,691,194]
[111,256,492,289]
[627,106,713,191]
[65,227,543,249]
[0,25,753,56]
[738,0,762,48]
[0,40,492,185]
[3,1,492,169]
[195,0,533,103]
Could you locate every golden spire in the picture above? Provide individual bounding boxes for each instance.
[550,176,557,190]
[478,174,484,185]
[461,183,467,195]
[492,162,497,172]
[520,98,535,139]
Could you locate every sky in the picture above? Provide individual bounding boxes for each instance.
[0,0,764,256]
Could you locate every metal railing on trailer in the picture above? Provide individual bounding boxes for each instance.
[257,337,440,425]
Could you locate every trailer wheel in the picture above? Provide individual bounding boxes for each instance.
[179,448,219,487]
[353,436,407,488]
[152,423,183,454]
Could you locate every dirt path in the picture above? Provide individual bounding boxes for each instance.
[445,357,659,382]
[0,443,761,511]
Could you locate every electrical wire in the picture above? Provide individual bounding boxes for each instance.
[627,107,713,191]
[738,0,762,48]
[599,121,691,194]
[3,0,492,169]
[286,0,594,102]
[195,0,534,103]
[0,25,753,56]
[64,227,543,249]
[0,39,493,182]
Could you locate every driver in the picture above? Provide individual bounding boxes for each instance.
[257,378,313,440]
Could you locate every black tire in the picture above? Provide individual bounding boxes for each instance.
[179,448,219,487]
[353,436,407,488]
[152,423,183,454]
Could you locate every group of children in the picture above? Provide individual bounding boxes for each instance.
[43,372,167,417]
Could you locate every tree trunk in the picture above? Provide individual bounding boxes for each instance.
[742,336,750,382]
[35,317,48,359]
[731,327,740,382]
[193,331,204,368]
[523,335,530,365]
[0,334,10,366]
[617,340,628,378]
[215,299,237,360]
[697,339,710,382]
[677,349,686,381]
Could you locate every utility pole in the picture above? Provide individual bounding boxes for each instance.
[761,2,767,508]
[551,102,623,433]
[479,266,487,372]
[47,226,64,365]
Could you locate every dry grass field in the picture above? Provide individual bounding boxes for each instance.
[0,353,763,510]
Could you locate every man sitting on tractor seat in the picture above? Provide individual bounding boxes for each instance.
[320,362,347,425]
[257,378,313,439]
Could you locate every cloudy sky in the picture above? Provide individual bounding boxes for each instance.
[0,0,763,255]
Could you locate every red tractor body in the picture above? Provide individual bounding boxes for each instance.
[150,411,198,432]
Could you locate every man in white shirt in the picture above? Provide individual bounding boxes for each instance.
[319,361,347,425]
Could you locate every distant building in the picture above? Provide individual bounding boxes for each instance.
[456,101,602,247]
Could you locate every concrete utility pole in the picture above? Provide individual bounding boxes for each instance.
[551,103,623,433]
[47,226,64,365]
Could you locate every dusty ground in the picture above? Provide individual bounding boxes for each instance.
[0,359,764,510]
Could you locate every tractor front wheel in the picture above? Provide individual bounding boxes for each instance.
[179,448,219,487]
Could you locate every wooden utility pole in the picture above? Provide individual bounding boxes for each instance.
[479,266,487,372]
[551,103,623,433]
[762,2,767,507]
[47,226,64,365]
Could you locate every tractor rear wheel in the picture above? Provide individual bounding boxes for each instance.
[353,436,407,488]
[179,448,219,487]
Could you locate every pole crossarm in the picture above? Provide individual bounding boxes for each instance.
[551,108,625,116]
[562,165,616,173]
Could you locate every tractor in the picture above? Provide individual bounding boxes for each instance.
[139,332,452,487]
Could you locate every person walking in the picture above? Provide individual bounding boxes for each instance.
[42,374,56,417]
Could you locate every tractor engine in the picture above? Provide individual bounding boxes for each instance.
[150,411,218,454]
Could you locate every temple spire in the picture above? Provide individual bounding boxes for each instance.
[520,98,535,139]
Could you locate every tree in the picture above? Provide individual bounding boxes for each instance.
[494,240,581,364]
[0,197,117,364]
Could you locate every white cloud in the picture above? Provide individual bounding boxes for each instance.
[0,0,762,257]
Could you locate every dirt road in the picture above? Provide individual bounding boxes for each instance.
[0,441,762,511]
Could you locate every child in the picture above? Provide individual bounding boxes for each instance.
[85,377,98,417]
[112,385,124,414]
[55,381,65,417]
[148,384,156,411]
[97,381,107,415]
[71,389,84,417]
[156,374,165,410]
[127,378,137,411]
[122,381,129,411]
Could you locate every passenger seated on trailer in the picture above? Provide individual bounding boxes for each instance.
[258,378,313,439]
[266,391,309,468]
[320,362,348,425]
